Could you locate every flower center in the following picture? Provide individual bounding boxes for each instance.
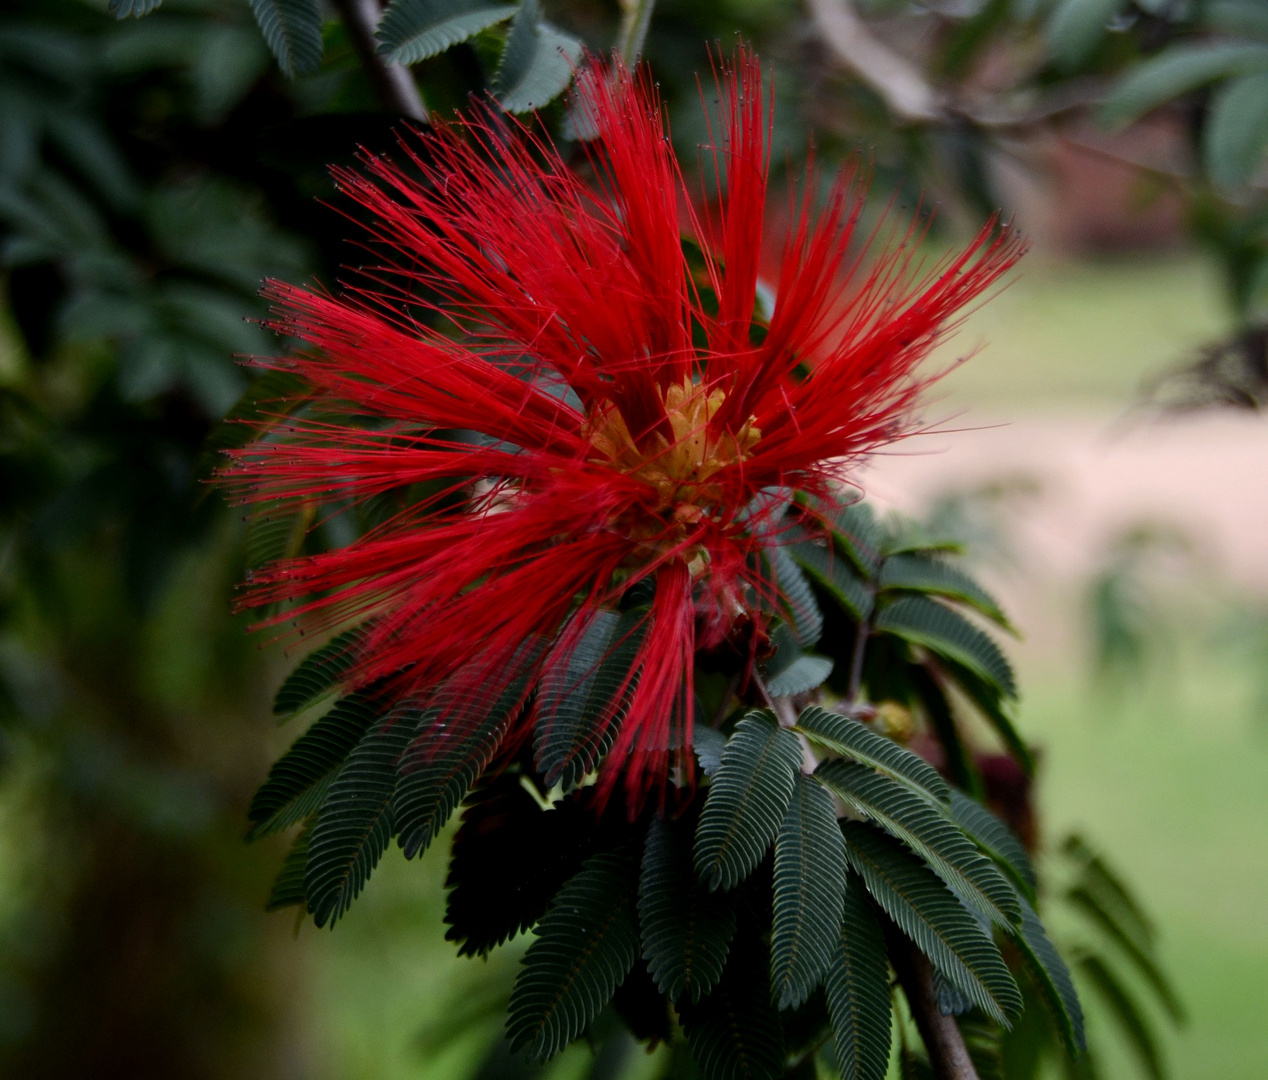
[583,377,760,559]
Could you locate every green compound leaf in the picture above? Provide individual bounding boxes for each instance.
[202,370,310,463]
[506,847,641,1061]
[494,0,583,114]
[950,789,1037,899]
[305,708,423,928]
[1078,953,1167,1080]
[878,553,1011,630]
[535,608,644,788]
[248,691,382,840]
[1102,41,1268,129]
[694,725,728,777]
[875,596,1015,700]
[816,761,1020,930]
[109,0,163,19]
[825,501,886,578]
[1045,0,1124,69]
[249,0,324,78]
[272,625,368,716]
[909,665,979,795]
[792,540,874,622]
[639,815,736,1004]
[771,775,848,1010]
[826,878,892,1080]
[694,711,803,892]
[843,823,1020,1025]
[1063,834,1156,948]
[1009,892,1086,1056]
[1204,0,1268,40]
[377,0,517,64]
[766,654,834,697]
[266,818,313,911]
[678,934,786,1080]
[444,775,599,957]
[244,503,308,570]
[821,760,1019,927]
[795,705,949,803]
[936,656,1033,773]
[770,543,823,648]
[1067,886,1184,1023]
[1204,71,1268,187]
[394,661,535,858]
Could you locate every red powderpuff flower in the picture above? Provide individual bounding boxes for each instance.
[226,52,1023,806]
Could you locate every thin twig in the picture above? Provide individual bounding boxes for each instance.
[807,0,1112,135]
[758,677,819,775]
[615,0,656,63]
[805,0,941,123]
[887,928,982,1080]
[330,0,429,121]
[845,606,872,706]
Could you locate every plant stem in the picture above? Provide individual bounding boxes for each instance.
[615,0,655,62]
[888,932,982,1080]
[846,611,871,705]
[330,0,429,121]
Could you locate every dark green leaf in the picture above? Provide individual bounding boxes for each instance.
[878,554,1010,630]
[640,815,736,1003]
[908,665,979,795]
[248,691,381,840]
[679,934,786,1080]
[272,625,368,716]
[1102,42,1268,129]
[1062,834,1156,947]
[266,818,313,911]
[841,823,1021,1025]
[444,774,599,956]
[875,597,1015,700]
[1204,72,1268,187]
[494,0,583,114]
[961,1017,1007,1080]
[771,775,848,1010]
[1078,953,1167,1080]
[795,705,949,803]
[109,0,163,19]
[506,848,641,1061]
[826,501,885,578]
[694,725,727,777]
[244,503,308,570]
[695,711,803,892]
[536,609,644,788]
[816,761,1020,929]
[949,790,1037,898]
[1204,0,1268,40]
[201,370,309,468]
[376,0,518,65]
[395,662,535,858]
[305,708,423,927]
[766,654,834,697]
[1008,892,1086,1056]
[1045,0,1124,68]
[1067,887,1184,1023]
[792,541,873,622]
[935,657,1032,773]
[825,878,892,1080]
[771,544,823,648]
[249,0,324,78]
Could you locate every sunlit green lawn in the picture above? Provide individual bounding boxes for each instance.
[936,254,1231,410]
[306,253,1266,1079]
